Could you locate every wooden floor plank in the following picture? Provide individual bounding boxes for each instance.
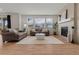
[0,35,79,55]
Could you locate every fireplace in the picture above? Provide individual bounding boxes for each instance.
[61,27,68,37]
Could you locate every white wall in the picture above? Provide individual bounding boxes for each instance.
[10,13,19,29]
[21,15,27,29]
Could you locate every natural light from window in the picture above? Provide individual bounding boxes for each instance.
[27,17,53,29]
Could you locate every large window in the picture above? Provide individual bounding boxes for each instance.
[35,18,45,28]
[27,16,53,29]
[46,18,53,28]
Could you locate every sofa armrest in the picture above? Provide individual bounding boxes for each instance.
[1,32,19,41]
[2,32,18,36]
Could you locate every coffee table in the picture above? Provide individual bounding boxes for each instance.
[35,33,45,40]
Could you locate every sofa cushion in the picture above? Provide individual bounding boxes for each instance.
[42,29,48,32]
[18,32,26,36]
[13,29,18,34]
[8,29,18,34]
[18,32,24,36]
[31,29,35,32]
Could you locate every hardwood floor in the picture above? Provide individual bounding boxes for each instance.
[0,35,79,55]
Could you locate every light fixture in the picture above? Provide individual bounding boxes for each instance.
[24,24,27,27]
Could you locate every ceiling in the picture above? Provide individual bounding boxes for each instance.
[0,3,68,15]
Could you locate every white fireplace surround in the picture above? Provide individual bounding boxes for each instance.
[58,18,74,42]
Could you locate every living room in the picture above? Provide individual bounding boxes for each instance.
[0,3,79,55]
[0,3,64,44]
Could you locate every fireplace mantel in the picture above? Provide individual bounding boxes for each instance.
[58,18,73,24]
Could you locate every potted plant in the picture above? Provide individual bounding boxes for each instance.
[53,22,58,35]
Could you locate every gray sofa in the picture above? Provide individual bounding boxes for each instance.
[1,29,27,42]
[30,28,49,36]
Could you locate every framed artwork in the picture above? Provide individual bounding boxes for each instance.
[27,17,33,25]
[61,9,68,20]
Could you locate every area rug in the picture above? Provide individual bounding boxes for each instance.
[16,36,64,44]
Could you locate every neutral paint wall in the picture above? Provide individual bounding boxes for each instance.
[21,15,27,29]
[76,3,79,43]
[73,3,79,44]
[10,13,19,29]
[59,3,74,18]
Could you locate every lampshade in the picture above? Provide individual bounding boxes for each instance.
[24,24,27,27]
